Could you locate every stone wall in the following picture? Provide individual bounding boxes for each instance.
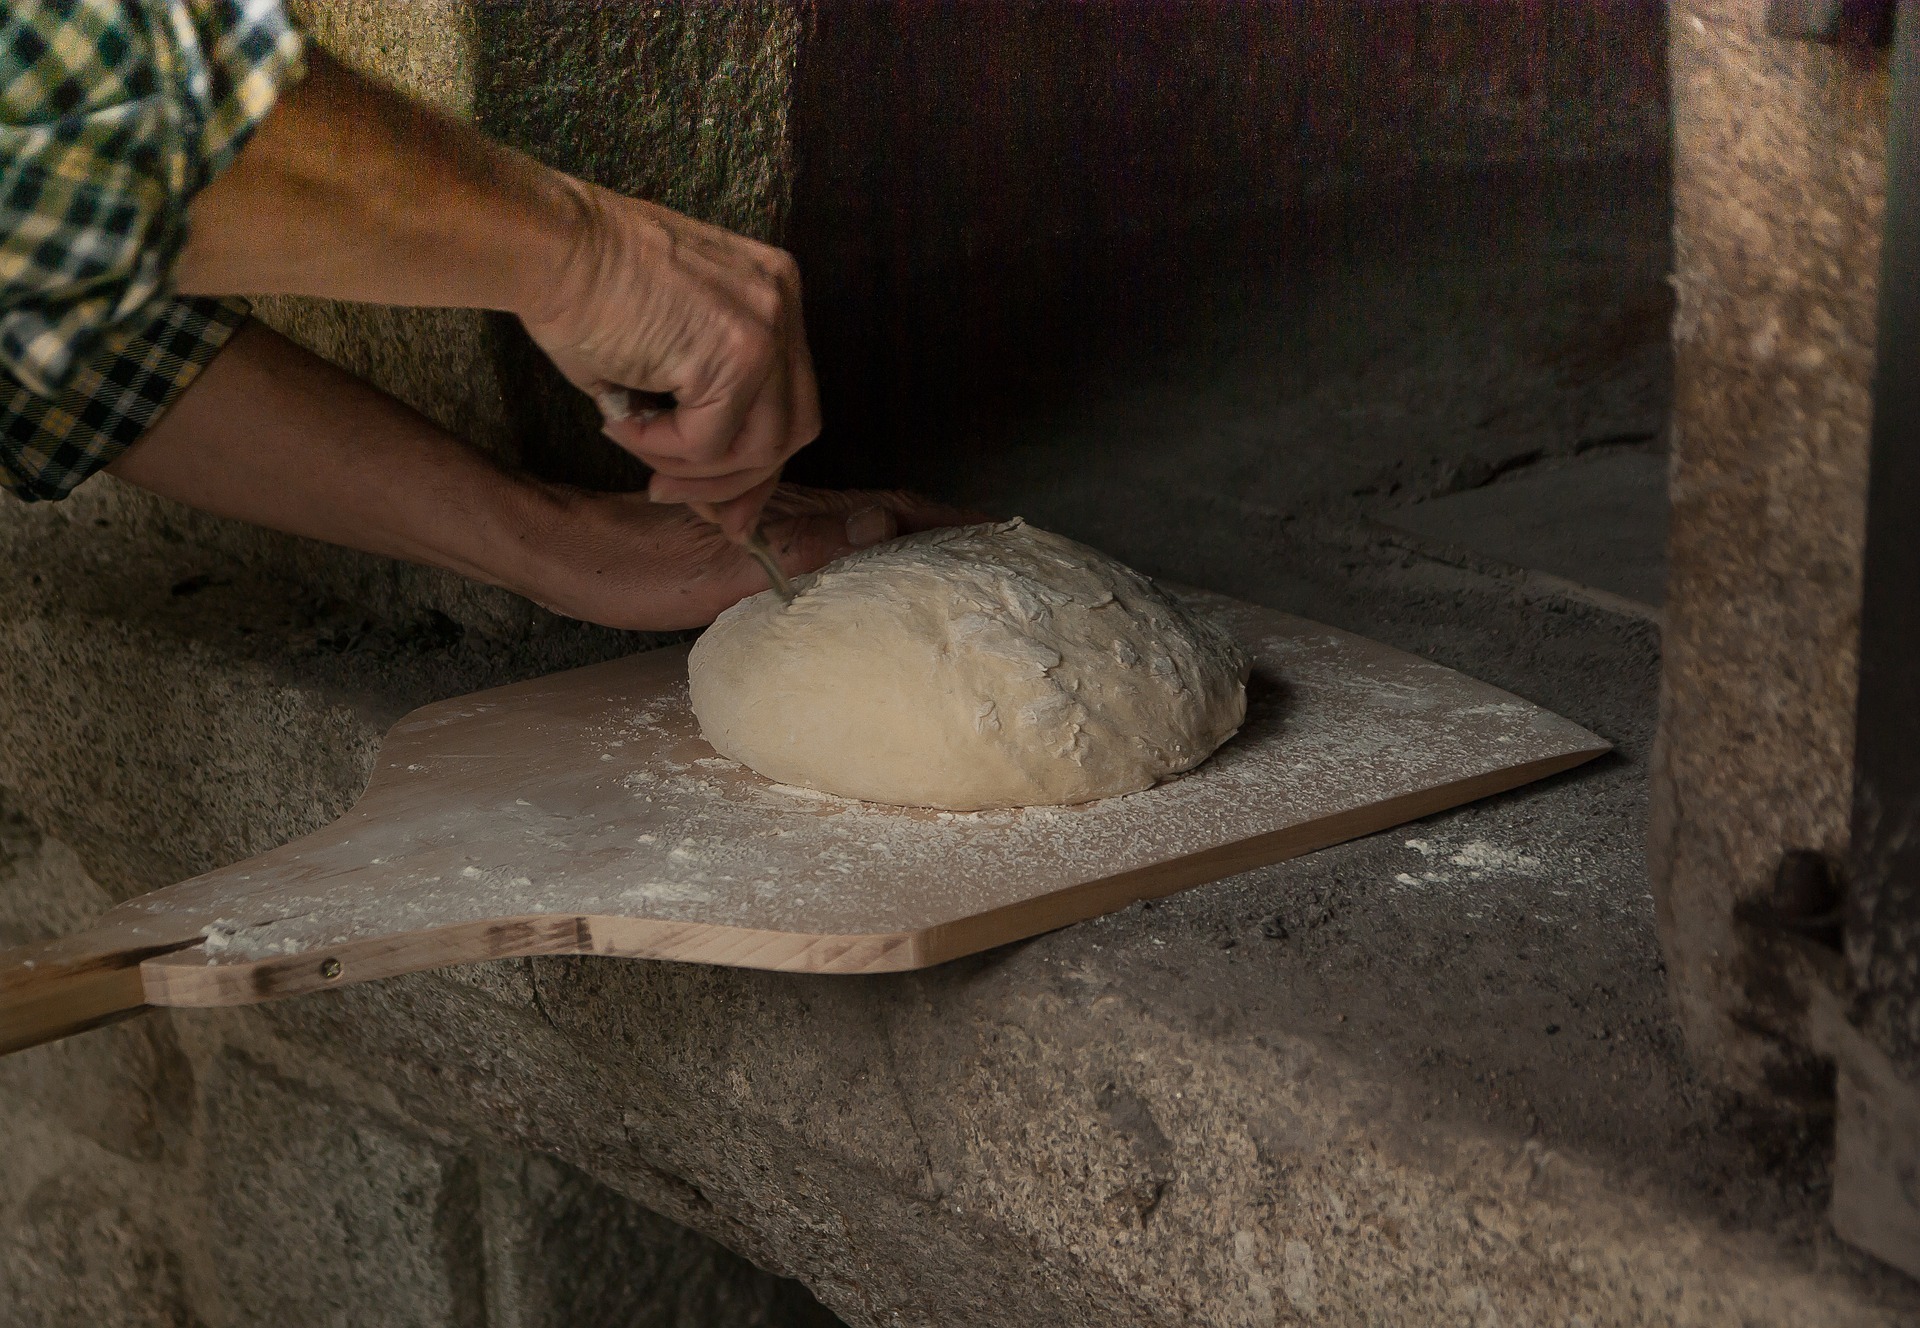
[1650,0,1889,1094]
[0,804,839,1327]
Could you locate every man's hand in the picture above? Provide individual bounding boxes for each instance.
[178,49,819,535]
[109,323,975,633]
[519,485,976,631]
[523,191,821,539]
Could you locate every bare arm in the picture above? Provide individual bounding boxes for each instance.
[176,49,818,536]
[107,322,961,631]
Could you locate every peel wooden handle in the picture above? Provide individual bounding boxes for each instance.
[0,936,163,1056]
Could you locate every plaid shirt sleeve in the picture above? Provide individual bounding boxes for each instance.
[0,1,306,502]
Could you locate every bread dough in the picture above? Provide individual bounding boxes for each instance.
[687,519,1249,809]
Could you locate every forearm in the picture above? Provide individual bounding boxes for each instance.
[105,323,969,631]
[175,49,581,322]
[106,321,555,595]
[173,46,817,526]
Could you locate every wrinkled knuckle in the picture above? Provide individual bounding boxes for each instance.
[768,247,802,289]
[746,237,796,273]
[721,315,777,368]
[741,275,789,326]
[794,399,823,439]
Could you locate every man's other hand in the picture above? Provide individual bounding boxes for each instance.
[519,485,980,631]
[110,324,976,635]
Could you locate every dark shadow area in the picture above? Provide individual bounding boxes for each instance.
[1229,665,1295,752]
[787,2,1673,604]
[797,161,1672,514]
[517,1156,843,1328]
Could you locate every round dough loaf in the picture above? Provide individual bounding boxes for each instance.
[687,519,1249,809]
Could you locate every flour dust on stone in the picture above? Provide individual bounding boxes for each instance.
[688,519,1251,810]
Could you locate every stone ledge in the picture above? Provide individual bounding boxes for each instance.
[0,486,647,896]
[0,762,835,1327]
[3,498,1916,1323]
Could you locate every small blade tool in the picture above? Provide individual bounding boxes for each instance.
[595,386,795,605]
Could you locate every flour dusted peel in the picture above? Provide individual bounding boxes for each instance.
[687,520,1251,810]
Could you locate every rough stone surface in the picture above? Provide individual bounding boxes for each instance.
[9,530,1916,1324]
[1650,0,1889,1094]
[6,345,1920,1320]
[482,1150,841,1328]
[0,807,840,1328]
[1386,449,1671,607]
[201,1055,483,1325]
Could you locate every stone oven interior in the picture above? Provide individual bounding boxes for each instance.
[788,3,1674,616]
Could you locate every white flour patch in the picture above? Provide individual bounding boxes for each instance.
[1446,840,1544,874]
[1396,836,1545,889]
[620,879,715,906]
[200,916,309,960]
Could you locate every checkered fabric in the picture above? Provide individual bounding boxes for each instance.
[0,1,305,502]
[0,291,244,499]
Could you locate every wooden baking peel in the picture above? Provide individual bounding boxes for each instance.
[0,591,1608,1056]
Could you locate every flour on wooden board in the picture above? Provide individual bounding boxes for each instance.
[122,591,1603,969]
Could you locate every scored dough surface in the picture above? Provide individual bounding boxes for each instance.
[687,519,1250,810]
